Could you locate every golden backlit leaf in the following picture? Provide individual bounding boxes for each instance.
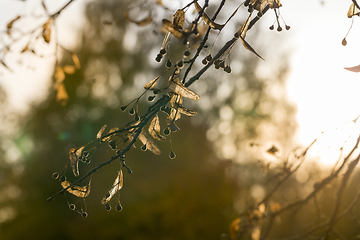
[61,180,91,198]
[97,124,107,140]
[167,77,200,100]
[124,10,152,26]
[194,2,224,30]
[56,83,69,106]
[71,53,81,69]
[162,19,185,40]
[101,170,123,204]
[267,145,279,155]
[138,131,161,155]
[144,76,160,90]
[42,17,53,43]
[7,15,21,30]
[69,145,86,177]
[149,115,166,141]
[63,65,76,74]
[173,9,185,29]
[229,218,241,240]
[348,1,360,18]
[240,36,264,61]
[345,64,360,72]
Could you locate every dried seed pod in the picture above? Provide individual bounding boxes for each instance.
[115,203,123,212]
[59,175,66,182]
[177,60,184,69]
[277,26,282,32]
[206,54,213,62]
[129,108,135,115]
[104,203,111,211]
[160,48,166,55]
[81,212,88,218]
[52,172,59,179]
[202,58,207,65]
[219,61,225,69]
[134,114,140,121]
[120,105,127,111]
[155,54,162,62]
[269,25,274,30]
[166,59,172,68]
[224,66,232,73]
[69,204,76,210]
[109,141,117,150]
[163,128,170,135]
[169,150,176,159]
[148,96,155,102]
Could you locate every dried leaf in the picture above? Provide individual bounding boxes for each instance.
[61,180,91,198]
[42,17,53,43]
[348,1,360,18]
[175,104,197,116]
[63,65,76,74]
[144,76,160,90]
[267,0,282,9]
[194,2,224,30]
[56,83,69,106]
[166,108,181,125]
[138,131,161,155]
[149,115,166,141]
[345,64,360,72]
[69,146,86,177]
[162,19,185,40]
[72,53,81,69]
[170,94,183,107]
[124,10,152,26]
[240,36,264,61]
[167,77,200,100]
[7,15,21,30]
[267,145,279,155]
[173,9,185,29]
[101,170,123,204]
[97,124,107,140]
[235,13,252,39]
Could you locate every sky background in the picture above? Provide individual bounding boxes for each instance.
[1,0,360,153]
